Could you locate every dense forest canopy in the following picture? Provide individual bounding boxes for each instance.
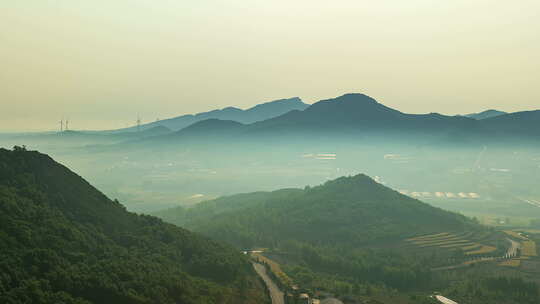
[156,174,540,303]
[0,147,267,304]
[156,175,479,290]
[158,174,477,247]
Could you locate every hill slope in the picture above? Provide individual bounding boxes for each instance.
[157,174,476,248]
[155,175,482,293]
[0,147,266,304]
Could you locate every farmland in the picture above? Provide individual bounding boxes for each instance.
[465,245,497,255]
[499,259,521,267]
[523,241,538,257]
[406,231,498,256]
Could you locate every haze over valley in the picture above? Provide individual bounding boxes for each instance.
[3,93,538,224]
[2,2,540,304]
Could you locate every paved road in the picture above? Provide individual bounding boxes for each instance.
[253,262,284,304]
[435,295,459,304]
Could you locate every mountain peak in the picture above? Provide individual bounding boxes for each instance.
[324,173,374,186]
[246,97,307,111]
[181,119,244,131]
[301,93,403,122]
[465,109,507,120]
[335,93,379,102]
[313,174,387,195]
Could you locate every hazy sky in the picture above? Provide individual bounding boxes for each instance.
[2,1,539,131]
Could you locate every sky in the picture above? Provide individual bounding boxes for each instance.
[1,0,539,131]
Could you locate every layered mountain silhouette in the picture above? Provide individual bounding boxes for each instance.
[479,110,540,136]
[5,125,173,148]
[108,97,308,133]
[148,93,538,144]
[0,148,266,303]
[248,93,475,132]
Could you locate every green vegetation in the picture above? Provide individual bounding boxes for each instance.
[444,276,539,304]
[160,174,477,247]
[156,174,540,303]
[0,147,267,304]
[156,175,481,294]
[406,232,498,255]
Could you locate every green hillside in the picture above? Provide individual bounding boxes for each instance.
[0,147,267,304]
[158,174,476,248]
[156,175,540,303]
[156,174,480,292]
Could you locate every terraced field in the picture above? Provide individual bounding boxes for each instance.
[465,245,497,255]
[504,230,529,241]
[462,244,481,251]
[499,259,521,267]
[406,231,497,256]
[409,230,539,270]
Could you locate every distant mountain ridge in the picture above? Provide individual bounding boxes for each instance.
[109,97,308,133]
[249,93,475,131]
[479,110,540,136]
[151,93,538,144]
[150,93,478,143]
[465,109,507,120]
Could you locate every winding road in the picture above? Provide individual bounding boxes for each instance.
[434,237,523,271]
[253,262,284,304]
[435,295,459,304]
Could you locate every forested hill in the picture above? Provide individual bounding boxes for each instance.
[157,174,478,249]
[155,175,483,293]
[0,147,267,304]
